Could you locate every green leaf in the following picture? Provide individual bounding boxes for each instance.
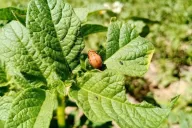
[74,8,88,22]
[0,120,5,128]
[27,0,84,70]
[0,61,7,86]
[87,4,107,15]
[0,0,85,88]
[0,7,26,25]
[0,21,49,88]
[169,95,180,108]
[0,20,9,28]
[74,4,107,22]
[0,96,13,121]
[69,70,170,128]
[80,24,107,36]
[105,21,154,76]
[5,88,56,128]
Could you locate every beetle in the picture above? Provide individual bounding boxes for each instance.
[88,50,102,69]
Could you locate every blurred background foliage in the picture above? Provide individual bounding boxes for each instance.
[1,0,192,128]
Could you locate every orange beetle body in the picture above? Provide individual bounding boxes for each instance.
[88,50,102,69]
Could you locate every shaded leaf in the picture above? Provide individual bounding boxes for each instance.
[0,7,26,25]
[0,61,7,86]
[80,24,107,36]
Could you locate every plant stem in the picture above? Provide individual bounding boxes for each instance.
[57,95,65,128]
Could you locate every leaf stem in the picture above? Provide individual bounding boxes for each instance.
[57,95,66,128]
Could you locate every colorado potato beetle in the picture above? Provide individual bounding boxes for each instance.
[88,50,102,69]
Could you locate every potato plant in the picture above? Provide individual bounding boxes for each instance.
[0,0,177,128]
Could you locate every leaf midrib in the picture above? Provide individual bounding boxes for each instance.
[45,0,71,71]
[79,84,160,109]
[105,36,140,63]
